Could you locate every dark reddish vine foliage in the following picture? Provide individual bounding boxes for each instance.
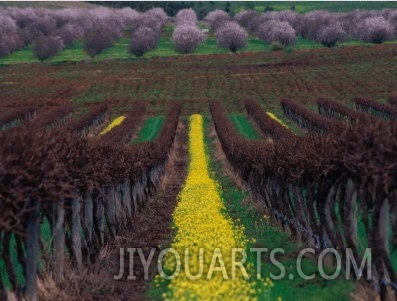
[388,94,397,106]
[245,99,293,140]
[211,100,397,297]
[0,106,36,130]
[89,101,179,188]
[29,104,74,130]
[354,96,397,121]
[67,103,108,135]
[281,98,346,134]
[100,101,146,145]
[316,97,371,125]
[0,102,180,294]
[0,101,175,224]
[0,128,78,236]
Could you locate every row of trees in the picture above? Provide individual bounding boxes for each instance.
[0,7,141,59]
[2,6,397,60]
[172,8,397,51]
[0,6,168,59]
[235,8,397,47]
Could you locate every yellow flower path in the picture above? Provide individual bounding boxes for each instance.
[266,112,289,129]
[99,115,125,136]
[158,114,258,300]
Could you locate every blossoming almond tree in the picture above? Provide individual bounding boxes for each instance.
[257,20,296,47]
[175,8,197,26]
[129,26,159,57]
[172,9,205,54]
[316,22,347,47]
[215,21,248,53]
[172,25,205,54]
[204,9,230,32]
[357,16,394,43]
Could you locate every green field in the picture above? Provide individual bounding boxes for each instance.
[133,116,165,143]
[230,114,262,140]
[249,1,397,13]
[0,35,315,65]
[2,33,396,66]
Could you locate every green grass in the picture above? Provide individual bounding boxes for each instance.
[0,218,52,290]
[230,114,261,140]
[250,1,397,13]
[204,116,355,301]
[133,116,165,143]
[2,27,397,66]
[0,234,24,289]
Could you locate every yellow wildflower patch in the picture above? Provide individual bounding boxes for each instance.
[99,115,125,136]
[266,112,289,129]
[159,114,258,300]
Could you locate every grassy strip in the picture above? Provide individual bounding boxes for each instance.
[204,116,355,301]
[250,1,397,13]
[0,218,52,290]
[0,234,24,289]
[230,114,262,140]
[2,31,397,65]
[133,116,165,143]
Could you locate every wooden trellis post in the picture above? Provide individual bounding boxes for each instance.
[25,199,40,301]
[84,188,94,262]
[123,179,132,222]
[71,196,82,270]
[52,200,65,281]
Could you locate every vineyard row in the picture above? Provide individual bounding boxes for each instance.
[0,101,180,300]
[211,100,397,300]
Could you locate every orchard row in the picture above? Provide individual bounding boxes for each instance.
[1,6,397,61]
